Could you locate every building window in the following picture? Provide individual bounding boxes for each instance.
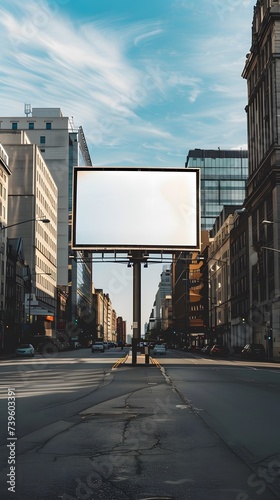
[46,122,52,130]
[29,122,35,130]
[12,122,17,130]
[40,136,46,144]
[40,149,45,153]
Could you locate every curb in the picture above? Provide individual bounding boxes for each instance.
[112,353,129,368]
[150,356,161,368]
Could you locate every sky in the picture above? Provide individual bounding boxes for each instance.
[0,0,255,336]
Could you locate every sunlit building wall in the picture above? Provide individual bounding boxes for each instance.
[0,131,57,321]
[111,309,117,342]
[94,289,106,340]
[0,143,11,347]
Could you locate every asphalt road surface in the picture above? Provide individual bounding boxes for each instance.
[0,347,279,500]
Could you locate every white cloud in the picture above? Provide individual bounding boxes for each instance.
[0,0,253,164]
[134,28,164,46]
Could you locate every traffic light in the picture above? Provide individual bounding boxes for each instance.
[268,328,272,340]
[265,329,272,340]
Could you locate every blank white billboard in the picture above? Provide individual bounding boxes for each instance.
[72,167,200,252]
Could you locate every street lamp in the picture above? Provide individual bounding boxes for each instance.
[260,246,280,253]
[261,219,280,225]
[0,217,50,231]
[260,220,280,252]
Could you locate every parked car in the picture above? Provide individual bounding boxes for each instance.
[153,344,167,355]
[103,342,110,349]
[241,343,265,360]
[92,342,105,353]
[108,342,117,348]
[201,345,211,355]
[15,344,35,357]
[210,344,229,357]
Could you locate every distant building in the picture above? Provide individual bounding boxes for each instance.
[186,149,248,231]
[172,231,209,346]
[117,316,126,344]
[92,289,118,342]
[148,266,171,334]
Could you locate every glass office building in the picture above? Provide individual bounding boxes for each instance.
[186,149,248,231]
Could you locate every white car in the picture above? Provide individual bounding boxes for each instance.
[15,344,35,357]
[92,342,105,353]
[153,344,167,355]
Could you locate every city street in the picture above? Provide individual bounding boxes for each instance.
[0,348,279,499]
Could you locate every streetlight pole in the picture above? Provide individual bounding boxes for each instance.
[260,246,280,253]
[0,217,50,231]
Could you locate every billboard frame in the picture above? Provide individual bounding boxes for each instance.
[72,167,200,253]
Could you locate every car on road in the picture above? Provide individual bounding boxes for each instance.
[92,342,105,353]
[153,344,167,355]
[241,343,265,360]
[210,344,229,357]
[103,342,110,349]
[15,343,35,357]
[201,345,211,355]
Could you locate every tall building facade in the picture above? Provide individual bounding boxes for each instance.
[242,0,280,357]
[0,143,11,348]
[0,130,58,330]
[0,108,93,330]
[186,149,248,231]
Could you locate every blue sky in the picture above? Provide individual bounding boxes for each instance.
[0,0,255,335]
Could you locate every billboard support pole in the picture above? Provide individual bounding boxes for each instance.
[132,252,141,365]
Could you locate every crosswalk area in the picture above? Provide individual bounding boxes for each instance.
[0,357,109,399]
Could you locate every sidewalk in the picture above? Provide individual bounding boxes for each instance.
[228,353,280,363]
[114,349,280,368]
